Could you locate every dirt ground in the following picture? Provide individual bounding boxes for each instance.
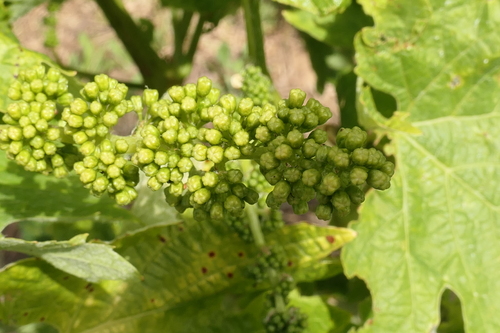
[12,0,339,123]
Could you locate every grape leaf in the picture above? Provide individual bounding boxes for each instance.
[341,0,500,332]
[272,0,351,16]
[0,150,139,232]
[0,234,138,282]
[0,220,355,332]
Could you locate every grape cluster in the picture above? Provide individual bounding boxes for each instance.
[266,274,295,307]
[264,307,308,333]
[247,246,287,283]
[253,90,395,219]
[2,66,394,216]
[241,65,276,106]
[0,66,74,176]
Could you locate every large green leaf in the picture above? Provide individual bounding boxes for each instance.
[0,150,138,232]
[0,234,138,282]
[0,220,355,332]
[342,0,500,332]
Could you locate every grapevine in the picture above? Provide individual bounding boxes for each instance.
[0,65,394,333]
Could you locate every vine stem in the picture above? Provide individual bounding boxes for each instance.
[247,203,265,247]
[242,0,269,75]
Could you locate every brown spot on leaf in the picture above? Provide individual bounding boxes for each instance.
[85,283,92,290]
[287,261,293,267]
[238,252,244,257]
[88,288,94,293]
[227,272,233,278]
[326,235,335,244]
[158,235,166,243]
[63,276,69,280]
[208,251,215,258]
[150,299,155,303]
[40,317,45,322]
[23,312,28,316]
[201,267,208,274]
[178,226,184,231]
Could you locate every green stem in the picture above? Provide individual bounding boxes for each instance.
[186,15,206,63]
[247,204,265,247]
[242,0,269,75]
[172,10,194,63]
[93,0,171,92]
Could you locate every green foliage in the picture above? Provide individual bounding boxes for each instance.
[0,234,138,282]
[0,220,355,332]
[341,0,500,332]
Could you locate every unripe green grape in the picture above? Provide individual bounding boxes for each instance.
[238,98,254,116]
[40,107,56,121]
[142,134,160,150]
[22,125,36,139]
[264,169,282,185]
[302,168,321,187]
[143,163,159,177]
[316,203,333,220]
[80,168,97,184]
[72,130,88,144]
[214,180,230,194]
[83,82,99,100]
[91,176,108,193]
[24,157,37,171]
[147,177,162,191]
[283,168,301,183]
[15,150,31,165]
[219,94,237,112]
[7,104,22,119]
[196,76,212,97]
[90,101,103,115]
[44,81,58,96]
[181,96,196,113]
[102,112,118,127]
[317,173,341,196]
[168,86,185,103]
[169,168,183,183]
[51,154,65,167]
[274,144,293,160]
[213,113,231,131]
[79,141,96,156]
[207,146,224,163]
[22,91,35,102]
[292,201,308,215]
[289,108,305,126]
[267,117,285,134]
[328,149,350,169]
[94,74,109,91]
[35,160,47,172]
[83,156,99,169]
[260,151,280,170]
[137,148,155,164]
[244,189,259,204]
[193,188,211,205]
[210,202,224,220]
[8,126,23,141]
[108,88,124,105]
[190,144,207,161]
[56,92,73,106]
[367,169,391,190]
[67,114,83,128]
[114,157,127,168]
[286,129,304,148]
[233,130,249,146]
[35,93,47,103]
[202,172,218,187]
[8,87,21,100]
[350,167,368,185]
[156,168,171,183]
[229,120,243,136]
[224,195,243,213]
[205,129,222,145]
[331,190,351,215]
[187,175,203,192]
[162,129,177,144]
[177,128,190,144]
[115,190,133,205]
[380,161,395,176]
[302,139,319,158]
[255,126,272,143]
[177,157,193,173]
[232,183,248,198]
[309,129,327,144]
[112,176,127,191]
[346,186,365,205]
[30,136,44,149]
[70,98,88,115]
[100,151,116,165]
[221,146,239,160]
[259,104,276,124]
[288,89,306,108]
[273,181,291,200]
